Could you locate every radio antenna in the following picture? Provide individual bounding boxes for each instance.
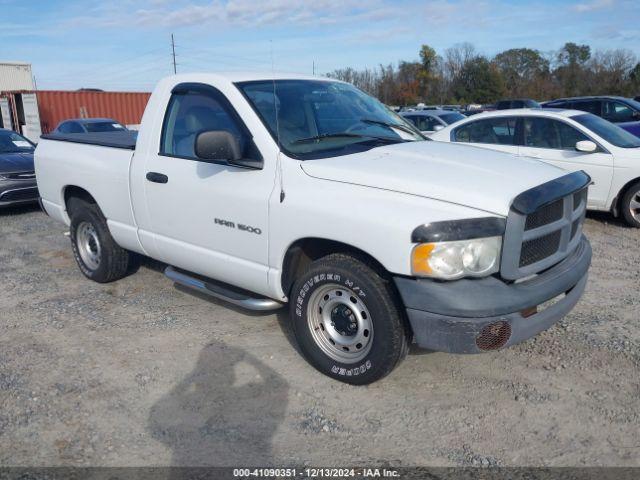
[271,40,285,202]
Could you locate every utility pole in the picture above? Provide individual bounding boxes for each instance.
[171,33,177,74]
[312,61,315,75]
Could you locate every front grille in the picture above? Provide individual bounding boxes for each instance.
[525,198,563,230]
[573,189,587,211]
[501,182,588,280]
[520,230,562,267]
[0,187,39,202]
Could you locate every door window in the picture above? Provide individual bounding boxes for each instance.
[58,122,84,133]
[407,115,440,131]
[603,101,635,123]
[161,88,247,159]
[573,100,601,116]
[522,117,589,150]
[454,117,517,145]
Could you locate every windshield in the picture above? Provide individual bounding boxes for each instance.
[84,122,126,133]
[573,113,640,148]
[438,112,465,125]
[0,130,35,153]
[625,98,640,111]
[237,80,424,159]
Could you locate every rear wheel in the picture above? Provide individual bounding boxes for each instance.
[621,182,640,228]
[68,198,130,283]
[290,253,410,385]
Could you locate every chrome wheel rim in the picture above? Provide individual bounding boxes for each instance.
[76,221,101,271]
[307,284,373,364]
[630,192,640,222]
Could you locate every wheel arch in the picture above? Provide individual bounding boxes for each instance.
[612,177,640,217]
[63,185,98,218]
[280,237,392,298]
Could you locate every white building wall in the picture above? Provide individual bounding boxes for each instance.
[0,62,34,91]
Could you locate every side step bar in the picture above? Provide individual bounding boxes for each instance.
[164,266,283,312]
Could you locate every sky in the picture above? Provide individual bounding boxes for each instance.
[1,0,639,92]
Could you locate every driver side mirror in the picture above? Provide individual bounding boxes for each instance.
[575,140,597,153]
[195,130,262,169]
[433,125,445,132]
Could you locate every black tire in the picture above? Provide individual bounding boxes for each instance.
[620,182,640,228]
[68,198,130,283]
[290,253,410,385]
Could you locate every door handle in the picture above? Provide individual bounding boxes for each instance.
[146,172,168,184]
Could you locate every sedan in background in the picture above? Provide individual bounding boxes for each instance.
[0,129,38,207]
[542,96,640,138]
[400,109,465,136]
[495,98,541,110]
[53,118,128,134]
[430,108,640,227]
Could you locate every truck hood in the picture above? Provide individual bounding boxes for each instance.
[0,152,35,174]
[300,141,565,216]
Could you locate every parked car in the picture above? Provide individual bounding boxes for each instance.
[495,99,541,110]
[400,109,466,135]
[36,73,591,384]
[431,108,640,227]
[0,129,38,207]
[542,96,640,137]
[53,118,128,134]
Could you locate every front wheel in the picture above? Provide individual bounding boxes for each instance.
[621,182,640,228]
[290,253,410,385]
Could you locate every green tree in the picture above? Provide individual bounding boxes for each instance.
[555,42,591,96]
[557,42,591,66]
[418,44,438,100]
[493,48,549,97]
[630,62,640,93]
[452,56,505,103]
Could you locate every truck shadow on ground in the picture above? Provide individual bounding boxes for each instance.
[148,338,289,468]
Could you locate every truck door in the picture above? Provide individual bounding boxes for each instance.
[139,83,275,297]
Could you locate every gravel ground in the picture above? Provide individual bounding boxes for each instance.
[0,205,639,467]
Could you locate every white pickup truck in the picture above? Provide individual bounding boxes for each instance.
[36,73,592,384]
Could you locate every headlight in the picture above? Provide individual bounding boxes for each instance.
[412,236,502,280]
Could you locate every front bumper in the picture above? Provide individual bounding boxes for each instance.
[0,179,39,207]
[394,236,591,354]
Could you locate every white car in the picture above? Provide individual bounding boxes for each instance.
[430,108,640,227]
[35,73,591,384]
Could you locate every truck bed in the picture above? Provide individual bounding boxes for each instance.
[40,131,137,150]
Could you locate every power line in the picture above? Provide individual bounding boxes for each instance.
[171,33,177,74]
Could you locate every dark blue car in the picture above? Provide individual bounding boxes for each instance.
[0,129,38,207]
[542,96,640,138]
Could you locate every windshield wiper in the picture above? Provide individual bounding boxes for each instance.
[292,132,368,144]
[360,118,419,136]
[292,132,405,145]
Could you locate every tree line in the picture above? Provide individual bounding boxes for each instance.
[327,43,640,106]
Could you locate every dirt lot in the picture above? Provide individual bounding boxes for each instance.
[0,205,639,467]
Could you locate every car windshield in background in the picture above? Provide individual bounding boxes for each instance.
[237,80,424,158]
[0,130,35,153]
[573,113,640,148]
[84,122,126,133]
[625,98,640,112]
[439,112,465,124]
